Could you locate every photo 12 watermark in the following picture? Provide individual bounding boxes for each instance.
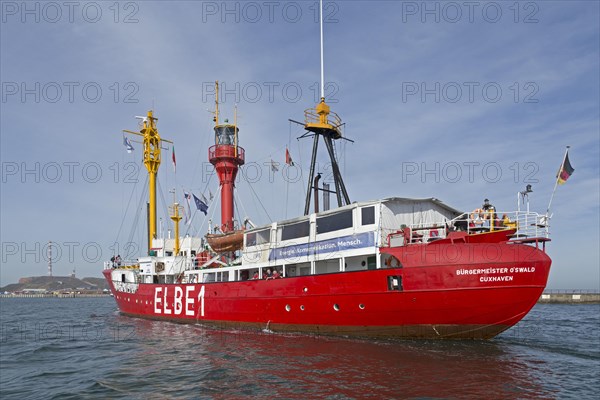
[1,161,140,184]
[1,241,109,264]
[400,1,540,24]
[201,81,339,104]
[200,1,339,24]
[1,1,140,24]
[1,82,140,104]
[400,161,540,184]
[1,322,137,343]
[401,82,539,104]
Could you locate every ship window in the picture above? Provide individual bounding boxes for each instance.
[317,210,353,234]
[247,228,270,246]
[281,221,310,240]
[361,206,375,225]
[246,233,256,247]
[217,271,229,282]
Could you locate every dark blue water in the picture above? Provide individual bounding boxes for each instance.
[1,298,598,399]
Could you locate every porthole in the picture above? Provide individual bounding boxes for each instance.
[359,304,365,310]
[285,304,291,312]
[333,304,340,311]
[300,305,305,311]
[303,287,308,293]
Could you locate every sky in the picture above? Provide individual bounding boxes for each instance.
[1,0,598,289]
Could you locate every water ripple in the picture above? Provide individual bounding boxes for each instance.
[1,298,598,399]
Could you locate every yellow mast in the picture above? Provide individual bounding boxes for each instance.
[169,203,183,255]
[123,110,173,253]
[214,81,220,126]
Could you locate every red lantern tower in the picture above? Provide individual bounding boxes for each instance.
[208,82,245,233]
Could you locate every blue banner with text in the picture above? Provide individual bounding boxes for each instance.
[269,232,374,261]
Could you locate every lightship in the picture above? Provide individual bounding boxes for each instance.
[103,3,551,339]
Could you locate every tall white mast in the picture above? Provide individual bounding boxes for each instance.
[300,1,351,215]
[320,0,325,100]
[546,146,570,215]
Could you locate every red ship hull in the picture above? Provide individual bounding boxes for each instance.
[104,241,551,339]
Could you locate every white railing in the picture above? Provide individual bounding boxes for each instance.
[112,281,139,294]
[448,210,550,240]
[383,210,550,246]
[104,261,139,270]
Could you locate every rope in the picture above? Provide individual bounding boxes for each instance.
[125,175,149,252]
[235,187,251,227]
[239,166,272,222]
[296,130,307,215]
[156,179,171,233]
[113,160,145,250]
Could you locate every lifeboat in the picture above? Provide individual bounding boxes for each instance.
[206,230,244,252]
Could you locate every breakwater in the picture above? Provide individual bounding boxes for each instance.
[0,293,110,299]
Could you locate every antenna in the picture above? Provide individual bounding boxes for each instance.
[47,241,52,277]
[295,1,351,215]
[320,0,325,100]
[215,81,220,125]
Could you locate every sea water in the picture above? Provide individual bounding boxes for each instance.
[1,298,598,399]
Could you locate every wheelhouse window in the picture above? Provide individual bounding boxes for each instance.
[281,221,310,240]
[317,210,353,234]
[361,206,375,225]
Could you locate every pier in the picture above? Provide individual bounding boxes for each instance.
[538,290,600,304]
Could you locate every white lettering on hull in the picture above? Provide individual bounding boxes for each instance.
[174,286,183,314]
[185,286,194,316]
[154,287,162,314]
[153,285,204,317]
[480,276,514,282]
[197,286,205,318]
[456,265,536,284]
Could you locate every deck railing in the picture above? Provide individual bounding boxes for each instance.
[104,261,139,270]
[445,210,550,238]
[383,210,550,246]
[112,281,139,294]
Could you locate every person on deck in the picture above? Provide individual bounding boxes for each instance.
[272,269,281,279]
[252,271,259,280]
[482,198,495,212]
[264,269,273,280]
[482,199,496,229]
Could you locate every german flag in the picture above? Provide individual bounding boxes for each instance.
[556,150,574,185]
